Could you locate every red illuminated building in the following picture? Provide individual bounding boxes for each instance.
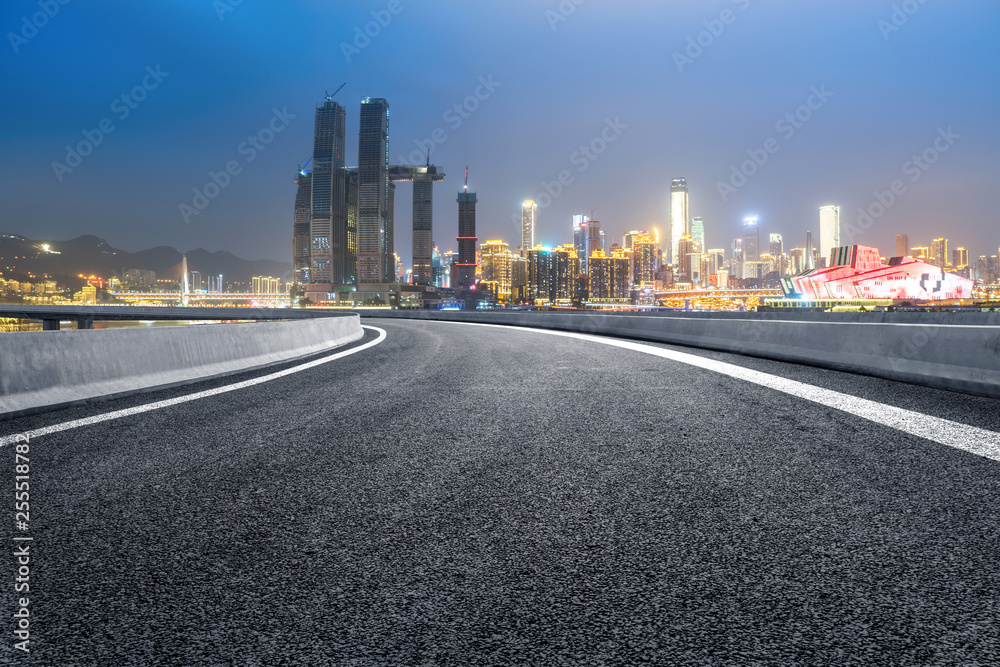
[781,245,974,301]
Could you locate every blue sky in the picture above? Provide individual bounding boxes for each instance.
[2,0,998,265]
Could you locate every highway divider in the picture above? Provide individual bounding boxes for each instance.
[362,310,1000,399]
[0,315,363,419]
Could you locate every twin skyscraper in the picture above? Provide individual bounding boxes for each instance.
[292,95,445,300]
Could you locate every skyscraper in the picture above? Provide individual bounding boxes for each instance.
[455,179,478,290]
[358,97,393,284]
[586,219,602,272]
[690,216,705,253]
[895,234,910,258]
[931,238,949,268]
[805,231,815,270]
[769,233,783,257]
[677,234,697,282]
[573,214,590,273]
[521,200,536,255]
[528,247,554,303]
[292,97,357,288]
[819,205,841,263]
[743,216,760,262]
[480,240,511,300]
[410,163,440,286]
[631,233,657,287]
[669,178,689,265]
[589,249,629,301]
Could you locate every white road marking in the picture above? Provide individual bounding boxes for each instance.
[0,326,387,447]
[458,322,1000,463]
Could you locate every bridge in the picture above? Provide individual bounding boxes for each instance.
[2,307,999,664]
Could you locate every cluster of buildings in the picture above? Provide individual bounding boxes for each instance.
[287,93,994,309]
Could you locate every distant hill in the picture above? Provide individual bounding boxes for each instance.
[0,233,291,287]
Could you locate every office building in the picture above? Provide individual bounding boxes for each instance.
[480,240,511,300]
[573,214,590,273]
[690,216,705,253]
[455,182,478,289]
[358,97,394,283]
[521,201,537,256]
[895,234,910,258]
[631,233,657,287]
[819,205,840,263]
[743,216,760,262]
[931,238,949,268]
[589,249,630,301]
[586,219,602,272]
[669,178,689,265]
[769,233,783,257]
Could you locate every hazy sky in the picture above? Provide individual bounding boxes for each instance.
[2,0,998,267]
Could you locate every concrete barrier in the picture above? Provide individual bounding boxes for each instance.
[363,310,1000,399]
[0,315,363,419]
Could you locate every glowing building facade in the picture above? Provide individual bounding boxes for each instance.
[782,245,975,301]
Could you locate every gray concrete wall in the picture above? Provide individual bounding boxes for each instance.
[0,315,363,418]
[364,310,1000,398]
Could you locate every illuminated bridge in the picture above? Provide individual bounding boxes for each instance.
[3,307,1000,664]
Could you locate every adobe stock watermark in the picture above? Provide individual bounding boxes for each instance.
[844,127,959,243]
[511,117,628,227]
[716,85,833,202]
[546,0,587,31]
[51,65,170,183]
[179,107,296,224]
[878,0,930,41]
[397,75,501,165]
[673,0,751,73]
[340,0,411,63]
[213,0,243,21]
[7,0,71,54]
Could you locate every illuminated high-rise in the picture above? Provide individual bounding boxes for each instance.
[631,233,657,287]
[669,178,689,265]
[553,244,580,301]
[358,97,393,283]
[931,238,949,268]
[769,233,783,257]
[589,249,630,301]
[528,246,554,303]
[586,219,602,272]
[690,216,705,253]
[819,205,841,263]
[292,97,357,287]
[480,240,511,300]
[677,234,697,282]
[573,214,590,273]
[455,184,478,289]
[521,201,536,255]
[743,216,760,262]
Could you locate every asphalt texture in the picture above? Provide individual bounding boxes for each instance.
[2,319,1000,665]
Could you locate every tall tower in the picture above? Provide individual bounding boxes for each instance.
[819,205,841,263]
[521,200,537,256]
[358,97,393,283]
[805,230,815,270]
[669,177,689,265]
[586,219,602,272]
[573,214,590,273]
[411,160,438,286]
[743,216,760,262]
[292,96,356,288]
[456,169,478,290]
[895,234,910,258]
[769,233,783,257]
[690,216,705,253]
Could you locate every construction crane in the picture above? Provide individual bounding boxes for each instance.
[325,82,346,101]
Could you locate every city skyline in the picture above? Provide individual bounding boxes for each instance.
[2,2,997,270]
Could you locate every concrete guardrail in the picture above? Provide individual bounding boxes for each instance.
[0,314,363,419]
[363,310,1000,399]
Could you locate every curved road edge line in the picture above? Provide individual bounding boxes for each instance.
[0,326,387,448]
[447,320,1000,464]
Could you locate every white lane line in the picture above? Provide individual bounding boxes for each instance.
[457,322,1000,463]
[0,326,387,447]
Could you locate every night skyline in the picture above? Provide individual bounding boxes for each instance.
[3,1,998,267]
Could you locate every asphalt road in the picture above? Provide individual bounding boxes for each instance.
[3,319,1000,665]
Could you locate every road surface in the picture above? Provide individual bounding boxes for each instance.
[3,319,999,665]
